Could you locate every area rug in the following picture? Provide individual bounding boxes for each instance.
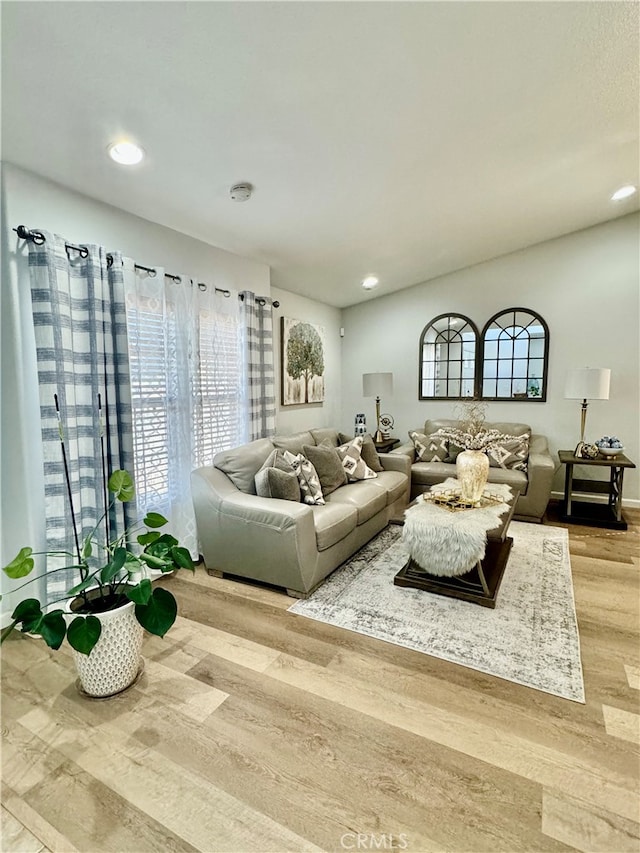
[289,522,585,702]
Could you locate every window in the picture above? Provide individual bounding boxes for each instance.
[480,308,549,401]
[127,281,244,514]
[419,313,479,399]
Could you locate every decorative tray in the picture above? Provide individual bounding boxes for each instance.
[420,488,505,513]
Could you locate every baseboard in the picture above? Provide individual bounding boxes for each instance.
[550,490,640,509]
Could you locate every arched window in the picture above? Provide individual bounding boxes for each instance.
[480,308,549,401]
[419,313,479,399]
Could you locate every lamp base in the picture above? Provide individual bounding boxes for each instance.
[374,429,384,443]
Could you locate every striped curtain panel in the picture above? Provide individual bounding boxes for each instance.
[27,233,135,604]
[240,291,276,440]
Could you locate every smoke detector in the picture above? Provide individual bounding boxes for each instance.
[230,183,253,202]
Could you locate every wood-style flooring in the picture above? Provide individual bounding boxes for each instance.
[2,505,639,853]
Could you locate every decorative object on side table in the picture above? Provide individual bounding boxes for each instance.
[596,435,624,458]
[362,372,393,442]
[564,367,611,458]
[1,467,195,698]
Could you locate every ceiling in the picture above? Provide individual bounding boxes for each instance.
[2,2,639,308]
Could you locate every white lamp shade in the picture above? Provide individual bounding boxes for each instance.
[362,372,393,397]
[564,368,611,400]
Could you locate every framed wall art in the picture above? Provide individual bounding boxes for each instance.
[281,317,325,405]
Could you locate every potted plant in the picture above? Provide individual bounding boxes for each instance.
[1,469,195,697]
[435,400,515,504]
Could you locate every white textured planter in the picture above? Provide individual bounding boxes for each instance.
[456,449,490,504]
[67,592,144,698]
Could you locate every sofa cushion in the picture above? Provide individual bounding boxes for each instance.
[369,470,407,505]
[325,481,387,525]
[335,436,378,482]
[283,451,325,505]
[310,428,340,447]
[409,430,449,462]
[214,437,275,494]
[340,432,384,473]
[302,443,348,496]
[487,434,530,472]
[254,467,301,502]
[273,431,316,456]
[486,467,528,493]
[312,503,358,551]
[412,461,457,487]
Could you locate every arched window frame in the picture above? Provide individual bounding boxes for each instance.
[418,313,480,400]
[480,307,549,402]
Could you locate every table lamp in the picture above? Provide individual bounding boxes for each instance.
[564,367,611,456]
[362,372,393,442]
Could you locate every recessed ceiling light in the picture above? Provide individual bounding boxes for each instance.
[361,276,379,290]
[611,185,637,201]
[108,141,145,166]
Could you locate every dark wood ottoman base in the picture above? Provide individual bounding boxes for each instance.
[394,536,513,608]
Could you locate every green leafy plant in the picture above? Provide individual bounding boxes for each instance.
[1,470,194,655]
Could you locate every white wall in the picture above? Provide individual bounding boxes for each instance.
[0,162,272,619]
[341,213,640,503]
[272,286,342,434]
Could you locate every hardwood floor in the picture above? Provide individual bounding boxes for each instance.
[2,507,639,853]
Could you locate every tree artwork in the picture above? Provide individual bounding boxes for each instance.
[282,318,325,405]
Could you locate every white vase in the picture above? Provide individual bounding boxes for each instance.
[456,449,489,504]
[67,590,144,698]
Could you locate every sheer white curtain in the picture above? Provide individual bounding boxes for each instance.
[123,261,243,557]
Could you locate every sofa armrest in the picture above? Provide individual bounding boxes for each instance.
[380,453,412,477]
[191,466,319,591]
[390,442,415,461]
[518,434,555,520]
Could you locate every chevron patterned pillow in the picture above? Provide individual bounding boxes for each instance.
[486,434,530,471]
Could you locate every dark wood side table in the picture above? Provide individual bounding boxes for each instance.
[558,450,636,530]
[373,437,400,453]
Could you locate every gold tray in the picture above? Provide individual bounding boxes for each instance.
[421,489,505,513]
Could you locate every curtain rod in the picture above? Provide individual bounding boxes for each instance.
[13,225,280,307]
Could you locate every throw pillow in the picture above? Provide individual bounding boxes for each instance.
[259,448,297,474]
[254,467,301,501]
[338,432,384,473]
[283,451,325,505]
[486,433,530,471]
[336,436,378,481]
[302,443,348,496]
[408,430,449,463]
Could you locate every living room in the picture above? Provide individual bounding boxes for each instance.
[1,2,639,852]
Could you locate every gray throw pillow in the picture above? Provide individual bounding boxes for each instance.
[302,443,348,496]
[338,432,384,473]
[254,467,301,501]
[260,448,297,473]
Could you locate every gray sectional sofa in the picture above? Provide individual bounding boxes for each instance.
[391,418,555,522]
[191,428,411,597]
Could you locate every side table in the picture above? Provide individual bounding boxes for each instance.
[373,437,400,453]
[558,450,636,530]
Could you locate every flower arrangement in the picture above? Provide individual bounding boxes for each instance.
[436,399,513,453]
